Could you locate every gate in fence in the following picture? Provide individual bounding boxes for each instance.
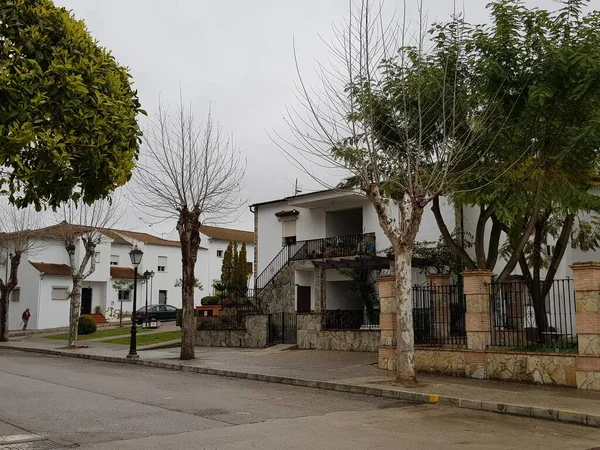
[268,312,297,344]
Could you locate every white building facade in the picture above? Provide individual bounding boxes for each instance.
[199,226,255,295]
[2,224,193,331]
[251,189,592,314]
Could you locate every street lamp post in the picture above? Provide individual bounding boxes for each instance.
[127,245,144,359]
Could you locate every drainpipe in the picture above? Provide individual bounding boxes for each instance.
[36,272,44,330]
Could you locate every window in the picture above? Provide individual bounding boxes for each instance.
[110,255,119,266]
[10,288,20,302]
[157,256,167,273]
[95,252,100,263]
[217,250,223,258]
[246,262,253,274]
[546,245,556,257]
[281,217,297,246]
[118,290,131,301]
[51,287,69,301]
[166,306,177,312]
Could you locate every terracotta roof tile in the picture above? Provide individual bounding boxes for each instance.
[110,266,136,279]
[29,262,71,276]
[3,223,182,248]
[111,230,181,247]
[199,226,254,244]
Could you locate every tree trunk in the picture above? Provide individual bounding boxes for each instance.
[394,248,416,384]
[0,289,8,342]
[68,278,82,348]
[177,206,201,360]
[0,252,22,342]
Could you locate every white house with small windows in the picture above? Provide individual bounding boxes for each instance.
[1,223,212,331]
[199,225,255,295]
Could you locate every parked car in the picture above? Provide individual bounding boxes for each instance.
[135,304,178,324]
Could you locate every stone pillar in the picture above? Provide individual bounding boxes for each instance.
[427,273,452,342]
[464,270,492,350]
[378,276,396,370]
[572,263,600,390]
[314,266,326,313]
[504,275,525,332]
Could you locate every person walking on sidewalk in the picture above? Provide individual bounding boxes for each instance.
[21,308,31,330]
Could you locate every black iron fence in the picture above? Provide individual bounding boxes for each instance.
[268,312,297,344]
[412,283,466,347]
[322,309,380,330]
[489,278,577,352]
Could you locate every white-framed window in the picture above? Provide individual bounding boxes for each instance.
[51,287,69,301]
[157,256,167,273]
[118,290,131,301]
[10,288,20,302]
[217,250,223,258]
[282,218,297,246]
[95,252,101,263]
[110,255,119,266]
[546,245,556,257]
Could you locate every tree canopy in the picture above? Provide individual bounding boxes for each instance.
[0,0,144,209]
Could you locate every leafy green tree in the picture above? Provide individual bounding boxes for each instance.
[231,240,239,290]
[220,241,234,288]
[236,241,249,293]
[433,0,600,338]
[0,0,143,209]
[285,1,492,383]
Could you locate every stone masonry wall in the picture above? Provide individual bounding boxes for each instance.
[258,260,322,314]
[297,313,380,352]
[195,314,269,348]
[412,348,581,388]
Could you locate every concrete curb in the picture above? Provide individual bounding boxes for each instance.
[2,344,599,429]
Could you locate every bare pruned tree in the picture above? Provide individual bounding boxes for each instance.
[0,205,44,341]
[133,101,246,360]
[279,0,508,383]
[54,198,121,348]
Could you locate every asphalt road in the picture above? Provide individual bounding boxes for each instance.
[1,349,600,450]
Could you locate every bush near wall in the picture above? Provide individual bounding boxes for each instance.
[78,316,97,335]
[201,296,220,306]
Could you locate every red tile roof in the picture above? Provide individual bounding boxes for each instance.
[199,225,254,244]
[29,262,71,276]
[110,266,136,279]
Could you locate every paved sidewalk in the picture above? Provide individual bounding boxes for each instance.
[2,337,600,428]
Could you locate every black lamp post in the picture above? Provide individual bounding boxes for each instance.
[127,245,144,359]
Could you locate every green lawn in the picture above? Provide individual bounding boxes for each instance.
[103,330,181,346]
[44,327,145,341]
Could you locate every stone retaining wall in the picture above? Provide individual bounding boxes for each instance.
[411,347,588,388]
[297,313,380,352]
[195,314,269,348]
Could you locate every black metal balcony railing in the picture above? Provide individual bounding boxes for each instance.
[291,233,376,261]
[254,233,377,297]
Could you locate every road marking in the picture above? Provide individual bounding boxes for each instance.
[0,434,41,443]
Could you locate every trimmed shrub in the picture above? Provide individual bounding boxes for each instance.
[201,295,220,306]
[78,316,97,335]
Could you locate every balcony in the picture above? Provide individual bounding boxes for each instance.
[290,233,376,261]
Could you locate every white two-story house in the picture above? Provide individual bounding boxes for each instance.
[199,225,255,294]
[2,223,209,331]
[250,188,588,318]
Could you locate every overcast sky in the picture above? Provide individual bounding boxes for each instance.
[52,0,568,239]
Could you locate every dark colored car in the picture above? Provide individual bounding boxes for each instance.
[135,304,178,324]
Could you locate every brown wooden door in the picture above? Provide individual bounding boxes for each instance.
[297,286,311,313]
